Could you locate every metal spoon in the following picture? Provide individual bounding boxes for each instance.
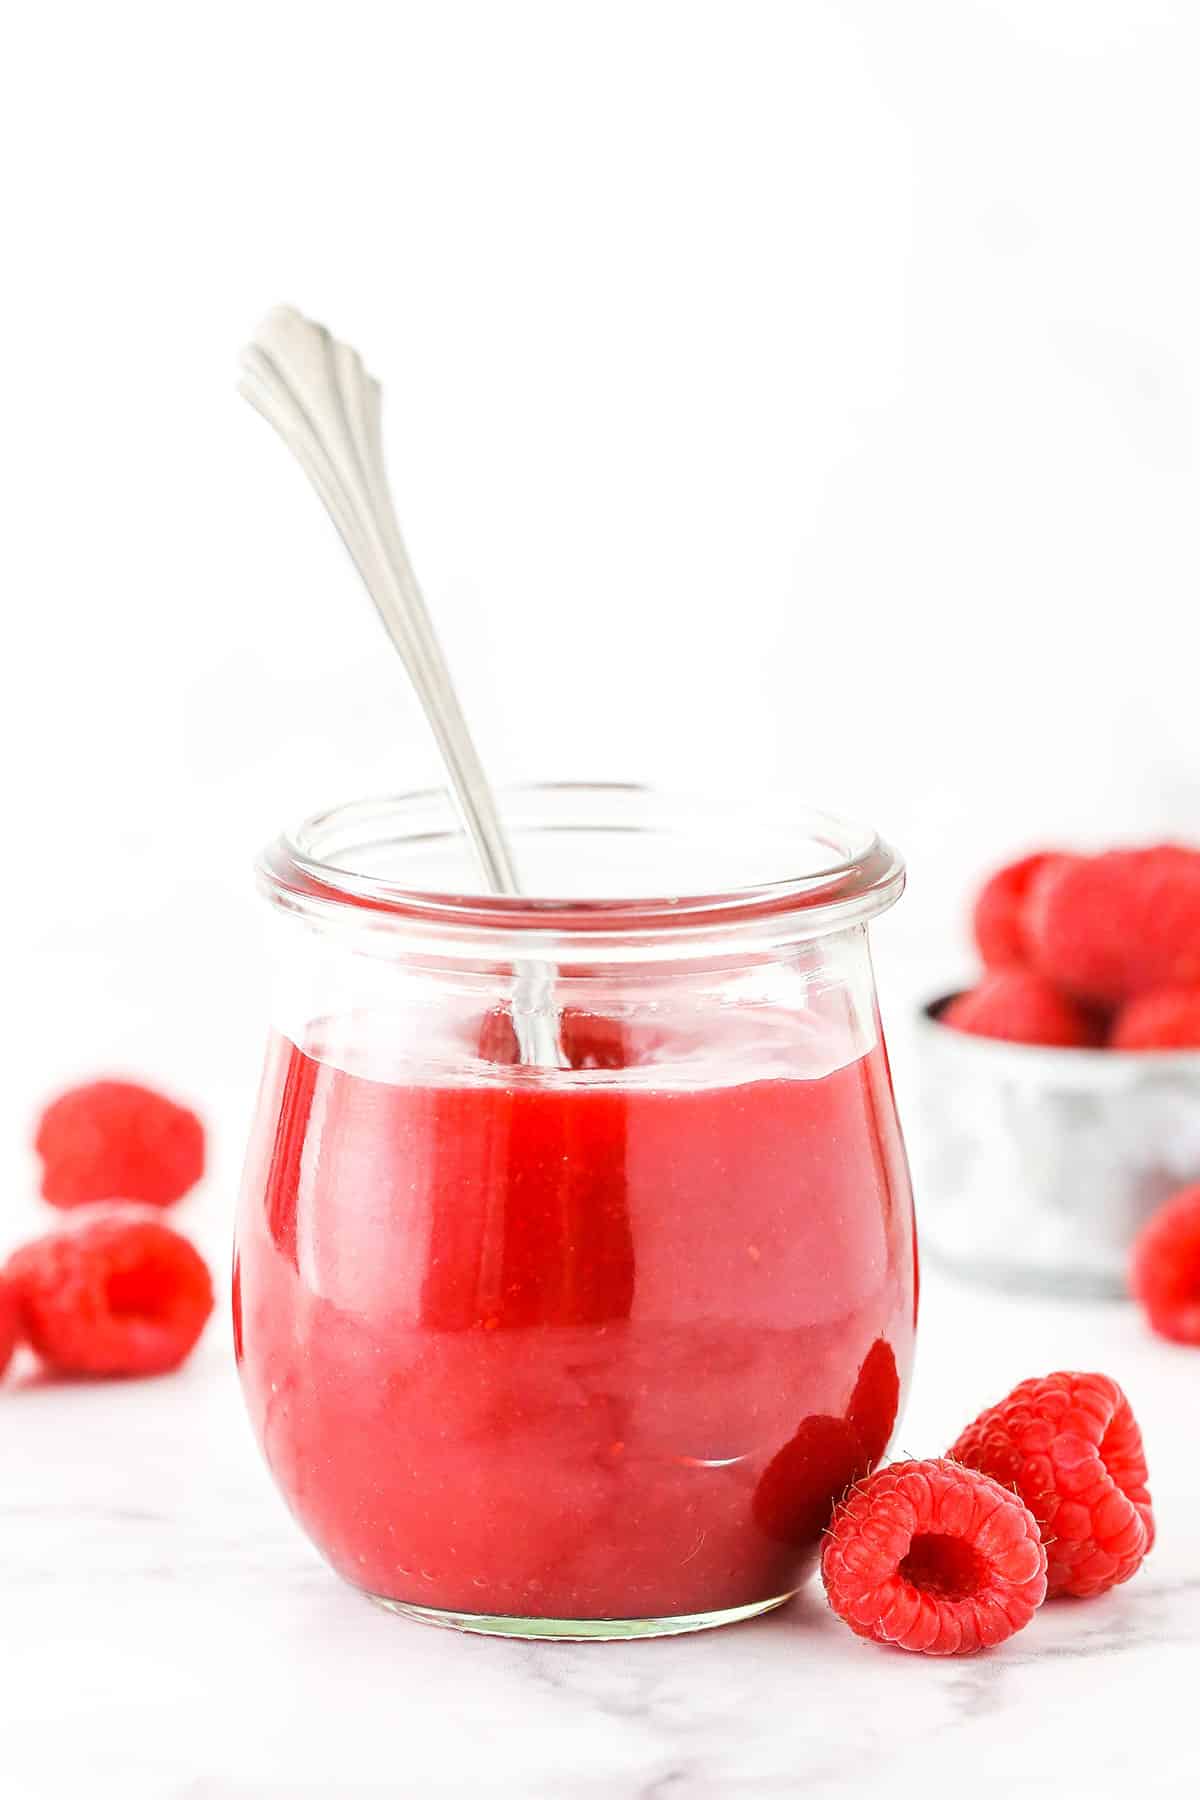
[238,304,564,1069]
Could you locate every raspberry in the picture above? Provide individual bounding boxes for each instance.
[1130,1184,1200,1344]
[821,1459,1047,1655]
[5,1213,215,1377]
[35,1080,205,1209]
[0,1275,20,1379]
[1028,846,1200,1007]
[950,1372,1154,1598]
[940,970,1102,1048]
[1109,986,1200,1051]
[973,852,1069,970]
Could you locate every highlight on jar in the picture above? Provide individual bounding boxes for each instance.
[917,845,1200,1297]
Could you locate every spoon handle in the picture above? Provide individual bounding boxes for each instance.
[240,306,564,1068]
[239,306,519,894]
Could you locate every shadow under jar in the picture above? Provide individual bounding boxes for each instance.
[234,785,917,1639]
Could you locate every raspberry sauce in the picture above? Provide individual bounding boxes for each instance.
[235,1016,915,1622]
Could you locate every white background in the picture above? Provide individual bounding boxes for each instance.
[5,1,1198,1062]
[1,5,1197,1795]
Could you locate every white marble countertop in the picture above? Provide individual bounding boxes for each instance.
[4,1252,1196,1799]
[2,940,1195,1797]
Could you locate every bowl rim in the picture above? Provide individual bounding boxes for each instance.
[918,989,1200,1082]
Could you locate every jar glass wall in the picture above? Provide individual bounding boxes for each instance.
[234,785,916,1638]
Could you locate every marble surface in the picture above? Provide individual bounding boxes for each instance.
[2,938,1195,1798]
[4,1252,1197,1799]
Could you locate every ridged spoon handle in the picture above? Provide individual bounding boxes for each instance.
[239,305,564,1068]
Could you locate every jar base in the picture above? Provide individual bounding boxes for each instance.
[367,1590,797,1640]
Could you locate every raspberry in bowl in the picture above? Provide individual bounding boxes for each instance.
[234,786,917,1638]
[917,845,1200,1296]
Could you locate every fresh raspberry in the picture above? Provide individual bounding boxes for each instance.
[1028,846,1200,1007]
[5,1213,214,1377]
[1130,1184,1200,1344]
[35,1080,205,1209]
[821,1459,1047,1655]
[0,1274,20,1379]
[1109,986,1200,1051]
[950,1372,1154,1598]
[940,969,1103,1048]
[973,852,1070,970]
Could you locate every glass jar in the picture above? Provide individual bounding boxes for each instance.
[234,784,916,1639]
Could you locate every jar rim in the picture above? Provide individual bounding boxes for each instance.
[259,782,905,943]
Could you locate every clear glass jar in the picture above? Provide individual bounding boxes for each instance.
[234,784,916,1639]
